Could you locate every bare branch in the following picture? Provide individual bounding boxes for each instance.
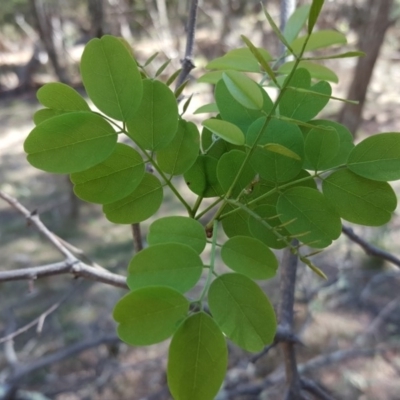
[342,225,400,268]
[300,378,337,400]
[0,190,75,262]
[175,0,199,89]
[0,260,128,288]
[131,223,144,252]
[0,190,128,289]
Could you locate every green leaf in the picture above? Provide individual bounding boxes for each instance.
[103,173,163,224]
[24,112,117,174]
[127,79,178,151]
[157,119,200,175]
[222,71,263,110]
[147,216,207,254]
[347,133,400,181]
[291,30,346,55]
[155,59,171,77]
[308,0,324,33]
[221,204,253,238]
[248,118,304,182]
[197,71,224,84]
[113,286,189,346]
[280,68,331,121]
[205,48,272,73]
[184,155,224,198]
[193,103,219,114]
[37,82,90,112]
[208,273,277,352]
[322,169,397,226]
[264,143,302,161]
[127,243,203,293]
[70,143,145,204]
[307,51,365,60]
[143,52,159,67]
[202,119,245,146]
[277,187,341,248]
[221,236,278,279]
[33,109,67,125]
[248,204,289,249]
[217,150,255,197]
[304,125,339,170]
[168,312,227,400]
[215,79,273,133]
[284,5,311,44]
[80,35,143,121]
[303,120,354,168]
[166,68,182,86]
[263,5,293,52]
[278,60,338,83]
[240,35,279,86]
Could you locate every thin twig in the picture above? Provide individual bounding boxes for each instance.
[0,282,81,344]
[0,191,128,289]
[342,225,400,268]
[131,223,144,252]
[300,378,337,400]
[175,0,199,89]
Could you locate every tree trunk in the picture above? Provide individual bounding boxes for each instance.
[29,0,70,84]
[338,0,394,136]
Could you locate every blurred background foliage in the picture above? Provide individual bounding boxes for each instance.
[1,0,400,399]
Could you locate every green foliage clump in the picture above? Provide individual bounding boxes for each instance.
[23,1,400,398]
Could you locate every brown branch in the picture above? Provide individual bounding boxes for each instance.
[342,225,400,267]
[0,260,128,288]
[175,0,199,89]
[131,223,144,252]
[0,190,128,289]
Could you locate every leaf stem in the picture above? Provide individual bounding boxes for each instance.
[198,220,218,307]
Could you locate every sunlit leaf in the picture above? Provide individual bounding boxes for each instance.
[81,35,143,121]
[24,112,117,174]
[284,5,311,43]
[37,82,90,112]
[222,71,263,110]
[278,60,338,83]
[202,119,245,146]
[113,287,189,345]
[193,103,219,114]
[291,30,346,55]
[264,143,302,161]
